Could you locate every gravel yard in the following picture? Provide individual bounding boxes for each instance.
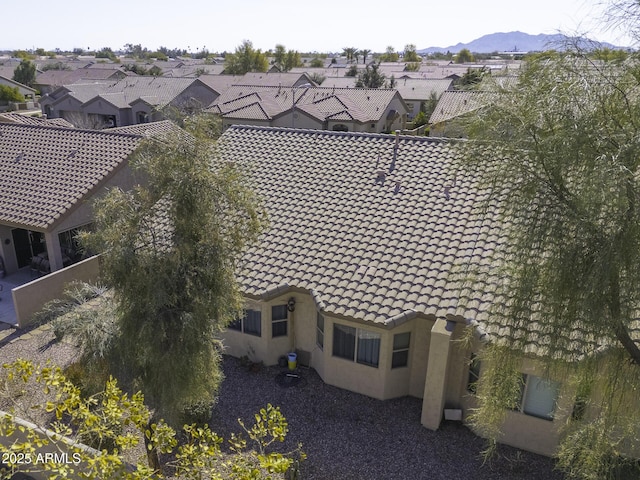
[0,324,565,480]
[213,357,565,480]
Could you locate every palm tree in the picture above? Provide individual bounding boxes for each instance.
[342,47,358,64]
[359,49,371,65]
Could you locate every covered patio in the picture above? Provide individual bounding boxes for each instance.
[0,268,33,326]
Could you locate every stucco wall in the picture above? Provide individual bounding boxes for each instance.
[221,292,431,402]
[13,256,100,328]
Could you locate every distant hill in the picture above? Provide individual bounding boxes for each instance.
[418,31,624,54]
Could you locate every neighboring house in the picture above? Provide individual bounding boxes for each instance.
[213,125,599,457]
[234,72,317,88]
[0,76,37,101]
[0,112,75,127]
[393,78,454,120]
[0,121,174,278]
[319,76,357,89]
[196,74,243,97]
[34,67,129,95]
[207,85,408,133]
[164,64,227,77]
[40,77,219,128]
[428,90,495,137]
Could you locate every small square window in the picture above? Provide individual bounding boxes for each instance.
[514,374,560,421]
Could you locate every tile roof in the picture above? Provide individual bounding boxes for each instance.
[217,126,494,326]
[46,77,203,110]
[35,68,125,87]
[0,124,144,230]
[0,113,75,128]
[235,72,314,88]
[393,78,453,100]
[428,90,495,125]
[217,125,639,357]
[105,120,182,137]
[209,86,404,124]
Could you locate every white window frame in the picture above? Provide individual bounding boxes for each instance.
[516,374,560,421]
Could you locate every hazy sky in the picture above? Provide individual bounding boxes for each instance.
[2,0,633,53]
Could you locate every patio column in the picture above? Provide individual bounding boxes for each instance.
[44,231,63,272]
[421,318,453,430]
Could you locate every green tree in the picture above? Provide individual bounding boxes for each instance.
[42,114,266,468]
[308,72,326,85]
[345,64,359,77]
[0,85,25,102]
[147,65,163,76]
[386,74,396,89]
[12,59,36,87]
[96,47,117,61]
[309,56,324,68]
[342,47,358,63]
[273,44,302,72]
[224,40,269,74]
[123,63,148,75]
[355,62,386,88]
[590,47,628,62]
[403,44,421,62]
[0,360,304,479]
[124,43,148,59]
[273,44,287,70]
[41,61,71,71]
[455,48,474,63]
[380,46,399,62]
[284,49,302,71]
[459,44,640,480]
[12,50,32,60]
[85,114,265,423]
[457,66,489,90]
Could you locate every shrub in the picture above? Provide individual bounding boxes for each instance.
[0,85,25,102]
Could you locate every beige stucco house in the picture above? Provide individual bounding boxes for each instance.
[39,77,219,128]
[207,86,408,133]
[215,125,573,456]
[428,90,495,137]
[0,121,176,326]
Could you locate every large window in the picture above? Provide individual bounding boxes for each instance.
[516,374,560,421]
[332,324,380,368]
[271,305,288,337]
[316,313,324,349]
[391,332,411,369]
[228,309,261,337]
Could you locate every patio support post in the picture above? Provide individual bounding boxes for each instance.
[421,318,453,430]
[44,231,63,272]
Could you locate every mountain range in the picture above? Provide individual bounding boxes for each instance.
[418,31,625,54]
